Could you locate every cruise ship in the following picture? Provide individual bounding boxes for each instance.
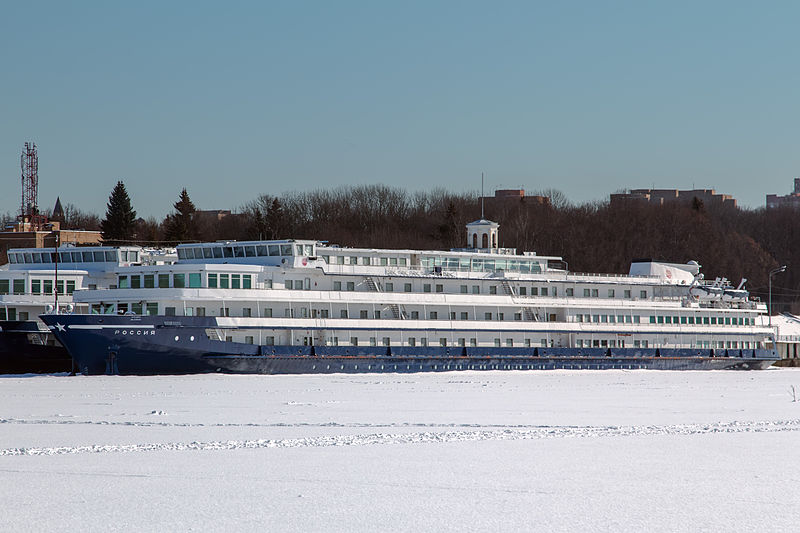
[0,245,174,373]
[40,219,778,374]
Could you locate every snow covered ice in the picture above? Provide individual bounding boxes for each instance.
[1,369,799,532]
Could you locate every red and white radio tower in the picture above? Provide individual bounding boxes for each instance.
[20,141,47,230]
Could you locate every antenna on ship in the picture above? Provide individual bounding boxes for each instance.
[481,172,485,219]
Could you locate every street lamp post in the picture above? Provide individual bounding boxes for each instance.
[769,265,787,328]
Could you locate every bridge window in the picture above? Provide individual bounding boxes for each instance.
[189,273,201,288]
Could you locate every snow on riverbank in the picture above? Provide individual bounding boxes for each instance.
[1,369,799,532]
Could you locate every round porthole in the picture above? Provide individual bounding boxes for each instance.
[190,336,195,341]
[174,336,179,341]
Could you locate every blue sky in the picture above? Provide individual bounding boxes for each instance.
[1,1,799,218]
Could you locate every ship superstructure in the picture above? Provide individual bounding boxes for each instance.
[41,220,777,374]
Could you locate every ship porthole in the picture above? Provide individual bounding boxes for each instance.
[190,336,195,341]
[174,336,179,341]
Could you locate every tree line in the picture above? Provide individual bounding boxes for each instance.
[11,181,800,311]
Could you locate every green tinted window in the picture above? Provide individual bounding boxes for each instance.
[13,279,25,294]
[118,276,129,289]
[173,274,185,288]
[31,280,41,294]
[189,273,201,288]
[0,280,8,294]
[158,274,169,288]
[131,275,141,289]
[242,275,251,289]
[146,303,158,316]
[144,275,155,288]
[220,274,229,289]
[208,274,217,288]
[231,275,240,289]
[66,281,75,294]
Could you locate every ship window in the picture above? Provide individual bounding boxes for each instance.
[665,316,672,324]
[158,274,170,288]
[13,279,24,294]
[410,311,419,319]
[92,251,104,262]
[220,274,230,289]
[624,289,631,298]
[296,245,304,256]
[208,274,217,288]
[541,287,548,296]
[23,252,32,263]
[380,258,388,266]
[242,308,251,317]
[633,316,640,324]
[31,253,41,263]
[389,257,398,266]
[79,251,91,262]
[6,254,15,264]
[449,312,456,320]
[429,311,438,319]
[119,276,129,289]
[304,245,313,256]
[472,285,480,294]
[173,274,185,288]
[350,337,358,346]
[43,280,53,294]
[485,312,492,320]
[640,290,647,298]
[257,245,268,256]
[262,308,272,317]
[340,310,348,318]
[657,316,664,324]
[177,249,187,260]
[439,338,447,347]
[498,313,505,320]
[688,316,695,324]
[243,275,251,289]
[420,338,428,347]
[435,284,443,293]
[583,288,589,297]
[143,274,154,288]
[362,257,371,265]
[245,246,256,257]
[408,338,416,347]
[514,313,522,321]
[189,273,201,288]
[461,312,468,320]
[385,282,393,292]
[519,287,526,296]
[424,284,431,293]
[333,281,342,290]
[565,288,573,297]
[279,245,292,256]
[382,337,390,346]
[231,275,241,289]
[346,281,355,291]
[67,281,75,294]
[591,289,599,297]
[146,303,158,316]
[704,317,710,325]
[608,289,615,297]
[725,317,731,325]
[490,286,497,295]
[592,315,600,323]
[650,316,656,324]
[265,336,275,346]
[220,247,232,258]
[31,280,41,294]
[105,251,116,261]
[268,245,280,256]
[165,307,176,316]
[360,310,368,319]
[405,283,412,292]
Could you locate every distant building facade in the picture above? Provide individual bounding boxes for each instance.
[486,189,550,206]
[610,188,736,208]
[0,221,102,264]
[766,179,800,209]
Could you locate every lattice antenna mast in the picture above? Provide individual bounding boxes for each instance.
[20,142,39,220]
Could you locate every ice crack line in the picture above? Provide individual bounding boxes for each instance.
[2,419,800,457]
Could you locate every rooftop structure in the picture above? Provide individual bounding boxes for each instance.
[766,179,800,209]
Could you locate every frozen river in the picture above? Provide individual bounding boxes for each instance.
[1,369,799,532]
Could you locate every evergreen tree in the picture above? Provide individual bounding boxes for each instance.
[265,198,284,239]
[100,181,137,244]
[164,188,197,243]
